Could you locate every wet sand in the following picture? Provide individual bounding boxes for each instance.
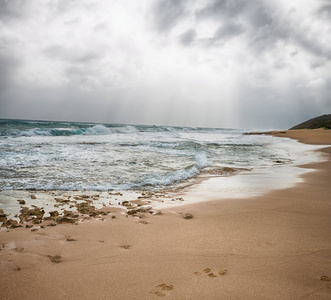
[0,129,331,299]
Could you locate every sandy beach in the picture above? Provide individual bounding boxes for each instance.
[0,129,331,300]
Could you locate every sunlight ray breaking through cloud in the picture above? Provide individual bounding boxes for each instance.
[0,0,330,129]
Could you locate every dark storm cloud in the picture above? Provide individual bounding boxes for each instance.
[152,0,188,32]
[179,28,197,45]
[196,0,331,62]
[154,0,275,48]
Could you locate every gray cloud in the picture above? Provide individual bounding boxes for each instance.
[48,0,84,15]
[44,45,104,64]
[196,0,273,27]
[294,34,331,62]
[196,0,246,20]
[244,1,274,28]
[151,0,331,66]
[152,0,274,50]
[318,2,331,18]
[179,28,197,45]
[190,2,326,64]
[212,22,245,43]
[194,0,275,48]
[248,20,331,63]
[152,0,187,33]
[0,0,28,21]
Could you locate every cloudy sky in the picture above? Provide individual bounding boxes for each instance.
[0,0,330,129]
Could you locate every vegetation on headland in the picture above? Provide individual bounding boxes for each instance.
[244,114,331,136]
[290,114,331,130]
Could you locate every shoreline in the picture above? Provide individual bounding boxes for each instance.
[0,132,327,224]
[0,129,331,299]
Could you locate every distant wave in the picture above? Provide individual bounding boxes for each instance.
[0,124,141,137]
[83,125,139,135]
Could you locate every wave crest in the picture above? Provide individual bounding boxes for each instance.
[6,124,140,137]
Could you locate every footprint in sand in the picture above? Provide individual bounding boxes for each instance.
[218,270,228,276]
[14,247,25,253]
[48,255,62,263]
[320,276,330,281]
[194,268,228,278]
[150,283,174,297]
[150,291,166,297]
[157,283,174,291]
[138,220,148,225]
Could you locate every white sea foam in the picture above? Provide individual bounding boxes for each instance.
[140,165,200,187]
[5,124,140,137]
[195,152,210,168]
[84,124,139,135]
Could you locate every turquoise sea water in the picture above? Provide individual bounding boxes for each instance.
[0,119,303,191]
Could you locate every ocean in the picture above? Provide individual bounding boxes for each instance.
[0,119,321,193]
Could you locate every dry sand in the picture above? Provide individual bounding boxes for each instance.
[0,129,330,300]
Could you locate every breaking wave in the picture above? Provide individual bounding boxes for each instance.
[1,118,303,192]
[1,124,140,137]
